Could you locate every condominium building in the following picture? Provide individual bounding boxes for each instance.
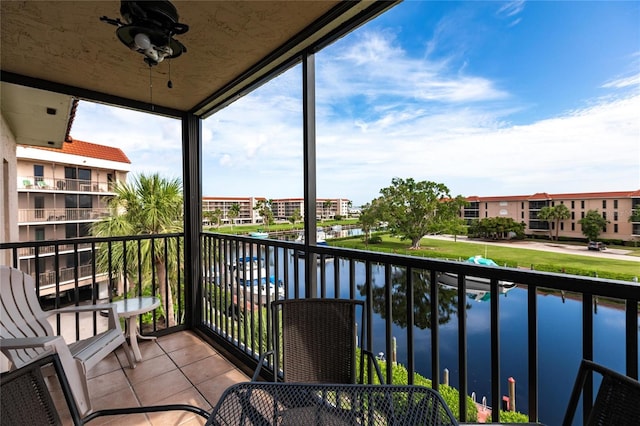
[463,191,640,242]
[16,139,130,296]
[202,196,265,225]
[202,196,352,224]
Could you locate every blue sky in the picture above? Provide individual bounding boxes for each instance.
[72,1,639,206]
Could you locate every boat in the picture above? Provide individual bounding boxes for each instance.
[436,255,516,293]
[230,257,284,304]
[249,231,269,239]
[292,234,334,261]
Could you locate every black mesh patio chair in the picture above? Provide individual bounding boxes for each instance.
[210,382,459,426]
[562,359,640,425]
[0,353,211,426]
[252,298,384,384]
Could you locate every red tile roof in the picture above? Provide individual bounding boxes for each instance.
[466,190,640,202]
[30,138,130,164]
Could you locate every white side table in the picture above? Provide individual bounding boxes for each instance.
[112,296,161,362]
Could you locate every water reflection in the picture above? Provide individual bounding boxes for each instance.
[358,267,465,329]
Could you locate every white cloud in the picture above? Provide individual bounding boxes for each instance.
[71,23,639,205]
[497,1,526,18]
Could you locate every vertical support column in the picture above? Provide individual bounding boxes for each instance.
[490,279,500,422]
[626,298,639,380]
[430,269,440,392]
[182,112,202,328]
[302,51,317,298]
[527,284,539,422]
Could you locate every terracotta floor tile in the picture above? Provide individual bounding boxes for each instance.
[87,352,122,379]
[195,369,250,406]
[136,339,167,360]
[87,368,130,399]
[133,369,193,406]
[157,331,203,353]
[168,342,218,367]
[180,354,235,385]
[88,386,148,426]
[146,387,212,426]
[71,331,250,425]
[124,353,177,384]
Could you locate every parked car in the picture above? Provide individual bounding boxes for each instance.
[588,241,606,251]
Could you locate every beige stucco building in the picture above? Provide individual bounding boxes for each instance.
[463,191,640,242]
[16,139,130,296]
[202,196,352,225]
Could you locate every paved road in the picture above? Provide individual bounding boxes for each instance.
[426,235,640,263]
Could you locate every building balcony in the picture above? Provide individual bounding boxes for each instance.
[18,176,114,193]
[18,208,111,224]
[1,233,638,424]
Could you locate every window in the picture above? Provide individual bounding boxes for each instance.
[614,224,618,233]
[581,200,585,209]
[571,201,575,209]
[65,166,77,190]
[603,212,607,220]
[34,195,44,219]
[581,211,585,219]
[34,165,44,182]
[614,211,618,221]
[571,223,575,231]
[79,223,92,237]
[485,202,488,209]
[560,222,564,230]
[66,223,77,239]
[78,168,92,190]
[35,227,45,241]
[521,211,524,219]
[602,200,607,209]
[614,200,618,209]
[571,212,575,220]
[551,201,555,207]
[521,202,524,209]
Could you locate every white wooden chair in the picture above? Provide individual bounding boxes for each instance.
[0,265,135,415]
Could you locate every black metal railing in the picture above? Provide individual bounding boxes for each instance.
[198,232,639,424]
[0,234,185,340]
[3,232,638,423]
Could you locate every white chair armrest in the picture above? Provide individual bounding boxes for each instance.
[0,336,62,350]
[50,304,122,331]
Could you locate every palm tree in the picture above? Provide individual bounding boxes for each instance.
[323,200,332,221]
[227,203,241,228]
[92,173,183,327]
[538,204,571,241]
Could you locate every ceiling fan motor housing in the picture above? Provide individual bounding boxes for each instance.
[111,1,189,66]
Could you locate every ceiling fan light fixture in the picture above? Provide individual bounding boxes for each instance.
[101,1,188,66]
[133,32,151,50]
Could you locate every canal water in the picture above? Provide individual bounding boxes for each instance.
[271,250,636,425]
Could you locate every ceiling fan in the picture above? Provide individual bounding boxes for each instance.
[100,1,189,67]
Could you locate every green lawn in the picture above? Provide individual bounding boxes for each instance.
[331,235,640,281]
[205,219,360,234]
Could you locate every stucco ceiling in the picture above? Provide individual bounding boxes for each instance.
[1,1,392,115]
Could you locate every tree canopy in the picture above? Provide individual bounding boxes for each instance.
[468,217,526,240]
[365,178,462,249]
[537,204,571,241]
[91,173,183,326]
[227,203,241,227]
[579,209,609,241]
[253,199,274,230]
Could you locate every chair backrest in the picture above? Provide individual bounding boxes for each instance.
[273,298,363,384]
[563,359,640,425]
[210,382,459,426]
[0,266,55,369]
[0,353,70,426]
